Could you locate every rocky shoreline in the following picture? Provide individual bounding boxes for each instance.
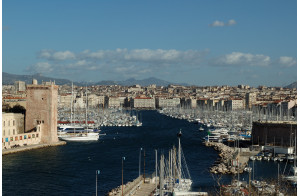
[205,142,247,175]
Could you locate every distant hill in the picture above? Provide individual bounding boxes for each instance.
[2,72,187,87]
[284,82,297,89]
[2,72,74,85]
[95,77,180,86]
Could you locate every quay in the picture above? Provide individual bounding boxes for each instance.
[205,142,259,174]
[108,175,158,196]
[2,141,66,155]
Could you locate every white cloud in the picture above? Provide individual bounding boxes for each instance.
[227,19,236,26]
[209,19,237,27]
[278,56,296,67]
[212,52,271,66]
[209,20,225,27]
[26,62,53,73]
[52,51,75,60]
[38,50,75,61]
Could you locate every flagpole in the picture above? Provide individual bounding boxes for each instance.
[96,170,97,196]
[122,157,125,196]
[96,170,100,196]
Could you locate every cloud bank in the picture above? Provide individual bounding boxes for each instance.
[209,19,237,27]
[26,49,296,81]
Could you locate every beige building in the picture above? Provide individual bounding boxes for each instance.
[228,99,245,110]
[133,97,155,109]
[2,112,41,149]
[14,81,26,92]
[157,98,180,108]
[108,97,122,108]
[245,92,256,109]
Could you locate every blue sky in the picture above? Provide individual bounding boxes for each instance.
[3,0,297,86]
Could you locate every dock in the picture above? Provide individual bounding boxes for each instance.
[108,175,158,196]
[2,141,66,155]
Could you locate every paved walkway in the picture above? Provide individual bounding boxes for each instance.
[133,183,157,196]
[2,141,66,155]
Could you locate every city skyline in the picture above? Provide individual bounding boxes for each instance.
[3,0,297,87]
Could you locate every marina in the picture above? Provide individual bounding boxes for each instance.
[2,110,296,195]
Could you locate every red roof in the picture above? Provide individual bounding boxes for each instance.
[135,97,152,99]
[57,121,95,124]
[3,97,26,100]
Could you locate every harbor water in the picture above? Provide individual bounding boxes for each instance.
[2,110,293,195]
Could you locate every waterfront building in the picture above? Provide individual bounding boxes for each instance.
[157,97,180,108]
[108,96,122,108]
[245,92,256,109]
[252,121,297,148]
[226,98,245,111]
[2,112,41,149]
[132,96,155,109]
[25,79,59,144]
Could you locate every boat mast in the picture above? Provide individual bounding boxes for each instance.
[71,82,73,126]
[177,130,182,187]
[85,86,88,128]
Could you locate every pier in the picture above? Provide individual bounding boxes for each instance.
[108,175,158,196]
[2,141,66,155]
[205,142,259,174]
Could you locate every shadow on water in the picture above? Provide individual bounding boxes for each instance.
[2,110,292,195]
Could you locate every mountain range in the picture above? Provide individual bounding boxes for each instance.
[284,82,297,89]
[2,72,187,87]
[2,72,296,88]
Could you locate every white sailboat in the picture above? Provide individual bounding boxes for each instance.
[158,130,207,196]
[58,85,101,141]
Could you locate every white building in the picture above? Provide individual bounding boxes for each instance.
[245,92,256,109]
[158,98,180,108]
[227,99,244,110]
[133,97,155,109]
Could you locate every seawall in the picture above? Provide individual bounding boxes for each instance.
[2,141,66,155]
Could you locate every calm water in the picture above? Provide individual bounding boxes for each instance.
[2,110,293,196]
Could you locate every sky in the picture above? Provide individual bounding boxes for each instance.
[2,0,297,87]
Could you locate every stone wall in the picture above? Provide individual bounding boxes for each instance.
[25,82,59,144]
[252,121,296,147]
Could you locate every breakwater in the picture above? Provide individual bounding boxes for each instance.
[206,142,259,175]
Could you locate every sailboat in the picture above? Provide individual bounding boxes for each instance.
[58,85,101,141]
[158,130,208,196]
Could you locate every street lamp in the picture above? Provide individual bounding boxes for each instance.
[96,170,100,196]
[139,148,143,177]
[122,157,125,196]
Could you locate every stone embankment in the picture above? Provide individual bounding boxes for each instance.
[2,141,66,155]
[108,175,144,196]
[205,142,246,175]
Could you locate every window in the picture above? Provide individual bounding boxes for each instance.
[8,121,10,126]
[3,121,5,127]
[13,120,15,126]
[3,130,5,136]
[13,129,15,135]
